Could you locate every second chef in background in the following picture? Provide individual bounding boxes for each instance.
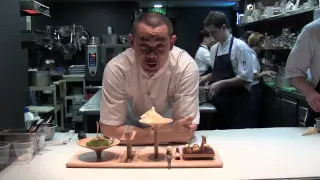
[201,11,254,129]
[194,29,213,77]
[100,12,199,145]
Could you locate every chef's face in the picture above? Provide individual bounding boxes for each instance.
[204,24,227,43]
[128,23,177,76]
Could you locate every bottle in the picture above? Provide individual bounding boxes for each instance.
[24,107,34,129]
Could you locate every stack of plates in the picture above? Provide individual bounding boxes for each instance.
[69,65,85,75]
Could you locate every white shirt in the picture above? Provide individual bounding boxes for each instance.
[209,36,254,90]
[251,49,261,85]
[194,45,211,75]
[286,18,320,87]
[100,46,200,127]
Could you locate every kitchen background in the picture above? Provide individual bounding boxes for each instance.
[0,0,239,131]
[1,0,317,132]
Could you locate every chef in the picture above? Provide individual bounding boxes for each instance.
[200,11,254,129]
[247,32,277,128]
[100,12,200,145]
[285,18,320,127]
[194,29,212,76]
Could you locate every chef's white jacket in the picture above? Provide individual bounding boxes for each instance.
[194,45,211,75]
[100,46,200,128]
[286,19,320,87]
[209,36,254,90]
[251,49,261,86]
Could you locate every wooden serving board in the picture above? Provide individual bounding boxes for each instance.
[66,147,223,168]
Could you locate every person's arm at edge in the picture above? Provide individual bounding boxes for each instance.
[285,26,315,98]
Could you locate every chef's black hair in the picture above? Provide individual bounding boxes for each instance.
[204,11,229,29]
[199,29,210,42]
[132,12,173,36]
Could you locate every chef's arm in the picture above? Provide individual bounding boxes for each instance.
[101,125,155,145]
[290,77,317,97]
[286,26,315,98]
[219,77,249,88]
[99,62,151,145]
[102,124,191,145]
[200,73,212,84]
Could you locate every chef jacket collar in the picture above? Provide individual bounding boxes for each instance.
[220,35,232,48]
[250,48,257,56]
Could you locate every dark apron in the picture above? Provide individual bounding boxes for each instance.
[209,37,251,129]
[199,45,212,76]
[305,82,320,127]
[250,82,263,128]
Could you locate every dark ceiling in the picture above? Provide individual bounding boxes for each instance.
[36,0,239,7]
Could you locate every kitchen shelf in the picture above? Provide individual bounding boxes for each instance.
[261,47,292,50]
[28,80,66,129]
[63,76,86,121]
[238,7,318,28]
[85,86,102,89]
[29,85,55,91]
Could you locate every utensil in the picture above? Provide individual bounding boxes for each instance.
[59,26,71,38]
[27,119,44,133]
[64,24,77,55]
[315,117,320,131]
[96,121,99,137]
[46,116,52,123]
[54,33,63,51]
[39,123,57,141]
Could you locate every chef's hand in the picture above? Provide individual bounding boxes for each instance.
[199,76,208,85]
[208,81,224,99]
[160,116,196,143]
[262,71,277,78]
[306,91,320,112]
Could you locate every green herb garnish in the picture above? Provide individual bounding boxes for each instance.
[86,137,111,147]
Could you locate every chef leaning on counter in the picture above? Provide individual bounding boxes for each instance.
[194,29,212,76]
[285,18,320,127]
[200,11,254,129]
[99,12,200,145]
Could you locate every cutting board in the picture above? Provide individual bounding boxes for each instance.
[66,146,223,168]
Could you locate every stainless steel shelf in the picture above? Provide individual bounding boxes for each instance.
[238,7,318,28]
[85,86,102,90]
[29,85,55,91]
[261,47,292,50]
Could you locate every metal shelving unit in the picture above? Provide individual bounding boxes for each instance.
[63,75,86,121]
[238,7,318,28]
[28,80,66,129]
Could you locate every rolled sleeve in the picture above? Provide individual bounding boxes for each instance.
[172,60,200,124]
[100,61,127,126]
[235,47,254,83]
[285,27,313,79]
[252,53,258,74]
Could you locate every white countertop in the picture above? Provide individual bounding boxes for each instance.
[1,128,320,180]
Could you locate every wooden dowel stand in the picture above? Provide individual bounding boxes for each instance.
[120,130,136,160]
[154,125,159,159]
